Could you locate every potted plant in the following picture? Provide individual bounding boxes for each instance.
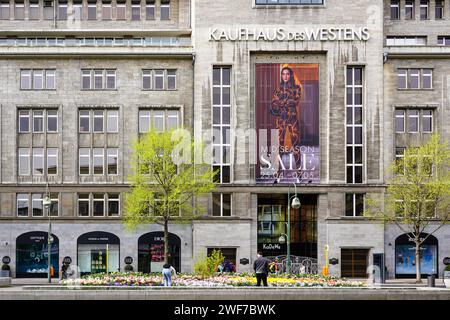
[0,264,10,278]
[444,265,450,288]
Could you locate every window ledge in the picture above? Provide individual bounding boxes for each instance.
[397,88,434,91]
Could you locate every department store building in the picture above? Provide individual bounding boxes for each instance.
[0,0,448,280]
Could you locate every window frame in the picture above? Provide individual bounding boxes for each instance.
[17,193,29,217]
[395,109,405,133]
[46,147,58,175]
[79,148,91,175]
[78,193,91,217]
[212,193,232,217]
[18,110,30,133]
[345,193,365,217]
[212,66,232,184]
[32,147,44,176]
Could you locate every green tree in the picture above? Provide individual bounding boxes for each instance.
[123,129,216,265]
[366,134,450,283]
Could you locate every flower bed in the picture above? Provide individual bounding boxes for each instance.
[61,272,366,288]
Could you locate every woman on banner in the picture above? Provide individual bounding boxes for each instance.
[269,66,302,180]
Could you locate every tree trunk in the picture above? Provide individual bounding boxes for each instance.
[415,240,422,284]
[164,219,169,265]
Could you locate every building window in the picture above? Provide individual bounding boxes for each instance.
[32,110,44,132]
[405,0,414,19]
[79,110,90,132]
[345,194,364,217]
[93,148,104,175]
[79,148,91,175]
[81,69,116,90]
[395,109,405,133]
[212,66,232,184]
[422,69,432,89]
[390,0,399,19]
[0,0,10,20]
[145,0,154,19]
[131,0,140,20]
[14,0,25,19]
[435,0,444,19]
[18,148,30,175]
[78,194,90,217]
[57,0,68,19]
[212,193,232,217]
[138,109,180,133]
[43,0,54,19]
[397,69,407,89]
[255,0,324,4]
[107,193,120,216]
[167,70,176,90]
[160,0,169,20]
[141,69,177,91]
[49,193,59,217]
[17,194,29,217]
[47,148,58,175]
[396,109,434,134]
[422,110,433,132]
[438,36,450,45]
[47,110,58,132]
[420,0,429,19]
[32,148,44,175]
[78,193,120,217]
[102,0,112,19]
[93,194,105,216]
[386,36,427,46]
[116,0,126,20]
[93,110,104,132]
[154,69,164,90]
[408,110,419,133]
[20,69,56,90]
[18,146,58,176]
[346,66,364,184]
[18,110,30,132]
[32,193,43,217]
[79,109,119,133]
[142,70,152,89]
[107,110,119,132]
[107,148,118,175]
[87,0,97,19]
[397,69,433,89]
[19,109,58,133]
[73,0,82,19]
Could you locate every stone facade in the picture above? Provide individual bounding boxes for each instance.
[0,0,449,279]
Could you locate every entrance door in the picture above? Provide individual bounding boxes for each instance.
[341,249,369,278]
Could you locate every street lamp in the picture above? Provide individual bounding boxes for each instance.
[286,183,300,274]
[43,184,52,284]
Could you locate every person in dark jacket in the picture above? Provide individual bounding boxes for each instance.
[253,251,270,287]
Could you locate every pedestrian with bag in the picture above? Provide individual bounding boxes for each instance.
[253,251,270,287]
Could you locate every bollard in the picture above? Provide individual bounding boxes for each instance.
[427,274,435,287]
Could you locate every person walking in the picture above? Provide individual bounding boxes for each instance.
[253,251,270,287]
[162,263,177,287]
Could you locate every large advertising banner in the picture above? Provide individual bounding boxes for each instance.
[256,63,320,184]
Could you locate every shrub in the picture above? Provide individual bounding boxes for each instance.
[1,264,10,271]
[445,265,450,272]
[124,264,134,272]
[193,249,225,278]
